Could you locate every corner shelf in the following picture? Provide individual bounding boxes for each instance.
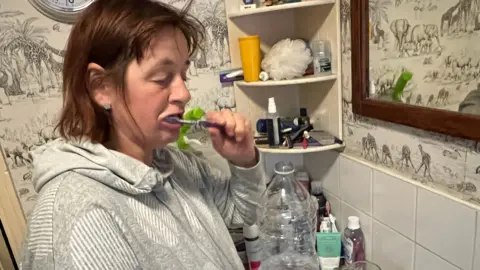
[228,0,335,18]
[256,143,345,154]
[235,73,337,87]
[226,0,343,154]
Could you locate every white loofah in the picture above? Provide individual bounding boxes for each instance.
[261,38,313,81]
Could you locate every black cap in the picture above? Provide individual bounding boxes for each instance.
[300,108,307,116]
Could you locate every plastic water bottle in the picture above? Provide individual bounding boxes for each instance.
[258,161,318,270]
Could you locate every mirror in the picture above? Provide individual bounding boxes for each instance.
[351,0,480,141]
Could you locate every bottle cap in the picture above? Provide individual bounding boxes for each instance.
[259,71,269,81]
[300,108,307,116]
[347,216,360,230]
[268,97,277,114]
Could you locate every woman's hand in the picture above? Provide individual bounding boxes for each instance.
[206,109,257,168]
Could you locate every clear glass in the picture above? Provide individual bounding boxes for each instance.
[339,261,382,270]
[310,40,332,75]
[258,161,318,270]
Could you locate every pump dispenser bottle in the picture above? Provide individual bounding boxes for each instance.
[266,97,281,147]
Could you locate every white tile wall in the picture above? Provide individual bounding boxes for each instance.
[305,151,340,195]
[416,189,476,270]
[373,170,417,240]
[414,245,460,270]
[339,157,372,215]
[372,220,414,270]
[303,152,480,270]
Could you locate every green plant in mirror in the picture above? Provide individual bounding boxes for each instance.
[392,71,413,102]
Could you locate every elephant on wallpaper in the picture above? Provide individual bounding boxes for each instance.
[390,18,410,52]
[410,24,440,53]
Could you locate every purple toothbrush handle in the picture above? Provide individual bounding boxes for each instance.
[198,120,224,129]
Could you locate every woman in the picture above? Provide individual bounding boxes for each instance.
[21,0,266,269]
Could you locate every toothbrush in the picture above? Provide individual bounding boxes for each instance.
[165,116,225,130]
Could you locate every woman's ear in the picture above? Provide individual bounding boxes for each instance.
[87,63,113,109]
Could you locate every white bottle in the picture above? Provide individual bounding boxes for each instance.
[243,224,261,270]
[267,97,281,147]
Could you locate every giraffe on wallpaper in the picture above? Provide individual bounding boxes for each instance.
[381,144,394,166]
[367,133,380,163]
[203,17,228,65]
[416,144,433,180]
[400,145,416,170]
[361,133,380,163]
[5,37,65,95]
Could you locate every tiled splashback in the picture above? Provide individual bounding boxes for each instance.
[305,151,480,270]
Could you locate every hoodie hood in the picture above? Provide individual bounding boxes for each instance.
[32,138,174,194]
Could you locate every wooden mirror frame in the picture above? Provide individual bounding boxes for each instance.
[350,0,480,141]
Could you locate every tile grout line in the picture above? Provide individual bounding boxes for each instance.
[370,168,374,261]
[413,186,418,243]
[338,156,343,201]
[370,168,374,217]
[412,185,418,270]
[412,243,416,270]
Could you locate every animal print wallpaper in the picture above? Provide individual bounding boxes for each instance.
[369,0,480,114]
[4,0,480,217]
[0,0,233,216]
[342,0,480,206]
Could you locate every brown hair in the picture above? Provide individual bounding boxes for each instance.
[56,0,204,143]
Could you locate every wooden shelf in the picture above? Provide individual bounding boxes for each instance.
[228,0,335,18]
[235,73,337,87]
[256,143,345,154]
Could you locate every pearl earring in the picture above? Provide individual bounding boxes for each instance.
[103,104,111,111]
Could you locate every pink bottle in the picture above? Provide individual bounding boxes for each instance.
[342,216,366,265]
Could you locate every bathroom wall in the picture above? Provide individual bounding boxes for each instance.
[0,0,234,217]
[332,1,480,269]
[341,0,480,208]
[307,151,480,270]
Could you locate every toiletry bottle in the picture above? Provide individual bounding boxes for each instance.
[342,216,366,265]
[293,108,311,127]
[243,224,261,270]
[266,97,281,147]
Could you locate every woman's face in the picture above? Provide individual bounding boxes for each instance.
[112,27,191,149]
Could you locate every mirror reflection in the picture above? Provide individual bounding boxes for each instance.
[367,0,480,115]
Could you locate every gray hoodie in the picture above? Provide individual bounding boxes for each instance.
[21,138,266,270]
